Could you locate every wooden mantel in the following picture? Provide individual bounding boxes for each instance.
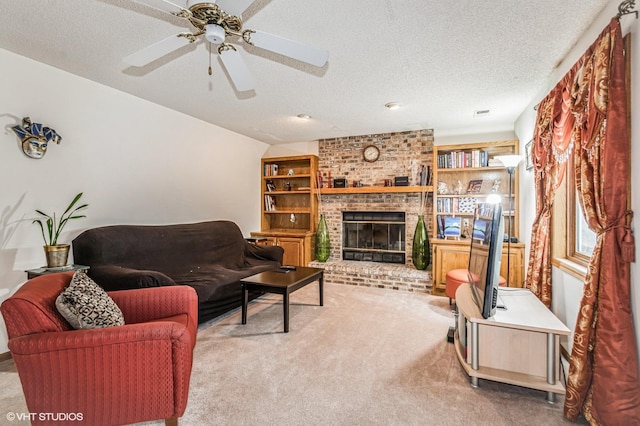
[319,185,433,195]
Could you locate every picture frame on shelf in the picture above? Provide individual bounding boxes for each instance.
[467,179,483,193]
[525,140,533,170]
[443,216,462,239]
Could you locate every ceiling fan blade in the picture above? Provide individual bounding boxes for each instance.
[216,0,254,17]
[130,0,187,14]
[123,34,192,66]
[219,47,255,92]
[247,30,328,67]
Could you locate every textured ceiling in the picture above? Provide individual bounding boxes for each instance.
[0,0,611,144]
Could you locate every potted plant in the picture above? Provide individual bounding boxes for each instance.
[33,192,88,268]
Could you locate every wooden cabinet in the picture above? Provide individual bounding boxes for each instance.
[454,283,570,402]
[251,232,315,267]
[251,155,318,266]
[431,239,525,295]
[433,140,520,242]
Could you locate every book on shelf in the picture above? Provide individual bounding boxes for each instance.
[437,196,477,214]
[437,216,445,239]
[437,150,489,169]
[437,198,452,213]
[264,194,276,211]
[437,197,463,214]
[459,197,477,213]
[316,170,332,188]
[264,163,279,176]
[418,165,432,186]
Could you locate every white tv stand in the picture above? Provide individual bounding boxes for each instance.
[454,284,571,403]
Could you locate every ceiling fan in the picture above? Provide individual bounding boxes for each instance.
[123,0,329,92]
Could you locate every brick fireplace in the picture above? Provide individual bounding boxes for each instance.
[308,129,434,293]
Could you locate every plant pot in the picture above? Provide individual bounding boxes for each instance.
[44,244,70,268]
[315,214,331,262]
[412,215,430,270]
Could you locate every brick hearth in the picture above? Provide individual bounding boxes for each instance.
[309,260,431,292]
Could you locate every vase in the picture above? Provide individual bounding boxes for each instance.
[412,215,430,270]
[44,244,70,268]
[316,214,331,262]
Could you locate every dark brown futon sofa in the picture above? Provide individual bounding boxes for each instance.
[72,220,283,323]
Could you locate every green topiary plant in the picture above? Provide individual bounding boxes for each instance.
[33,192,88,246]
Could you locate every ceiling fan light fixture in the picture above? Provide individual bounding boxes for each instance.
[205,24,226,44]
[124,0,329,92]
[186,1,212,8]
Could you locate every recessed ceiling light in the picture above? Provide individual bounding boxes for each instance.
[385,102,400,110]
[296,114,311,120]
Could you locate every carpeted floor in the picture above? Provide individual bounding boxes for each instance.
[0,282,581,425]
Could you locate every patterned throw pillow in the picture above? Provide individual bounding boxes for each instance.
[55,271,125,329]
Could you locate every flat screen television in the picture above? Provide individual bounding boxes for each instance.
[467,202,504,319]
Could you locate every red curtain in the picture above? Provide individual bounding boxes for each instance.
[527,71,575,307]
[529,19,639,424]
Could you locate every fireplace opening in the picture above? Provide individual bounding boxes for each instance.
[342,211,406,264]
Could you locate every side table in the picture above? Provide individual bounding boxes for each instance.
[26,264,90,280]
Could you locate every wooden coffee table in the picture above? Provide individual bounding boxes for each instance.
[241,266,324,332]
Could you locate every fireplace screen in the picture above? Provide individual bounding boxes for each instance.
[342,211,406,264]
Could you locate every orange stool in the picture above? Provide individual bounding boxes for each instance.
[445,268,506,304]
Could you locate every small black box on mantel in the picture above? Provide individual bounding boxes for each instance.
[394,176,409,186]
[333,178,347,188]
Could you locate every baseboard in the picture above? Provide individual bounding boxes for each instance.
[0,351,12,362]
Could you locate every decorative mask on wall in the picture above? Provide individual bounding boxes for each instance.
[11,117,62,159]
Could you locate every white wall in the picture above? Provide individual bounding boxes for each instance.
[0,49,269,352]
[264,141,319,158]
[434,130,517,146]
[514,2,640,366]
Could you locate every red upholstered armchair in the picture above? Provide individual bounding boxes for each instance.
[0,271,198,426]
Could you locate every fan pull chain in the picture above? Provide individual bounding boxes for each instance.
[208,42,213,76]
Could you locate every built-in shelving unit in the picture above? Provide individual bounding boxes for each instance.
[251,155,318,266]
[433,140,520,237]
[431,140,524,292]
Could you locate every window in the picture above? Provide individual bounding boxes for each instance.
[551,154,595,276]
[575,200,596,256]
[553,161,596,267]
[566,187,596,267]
